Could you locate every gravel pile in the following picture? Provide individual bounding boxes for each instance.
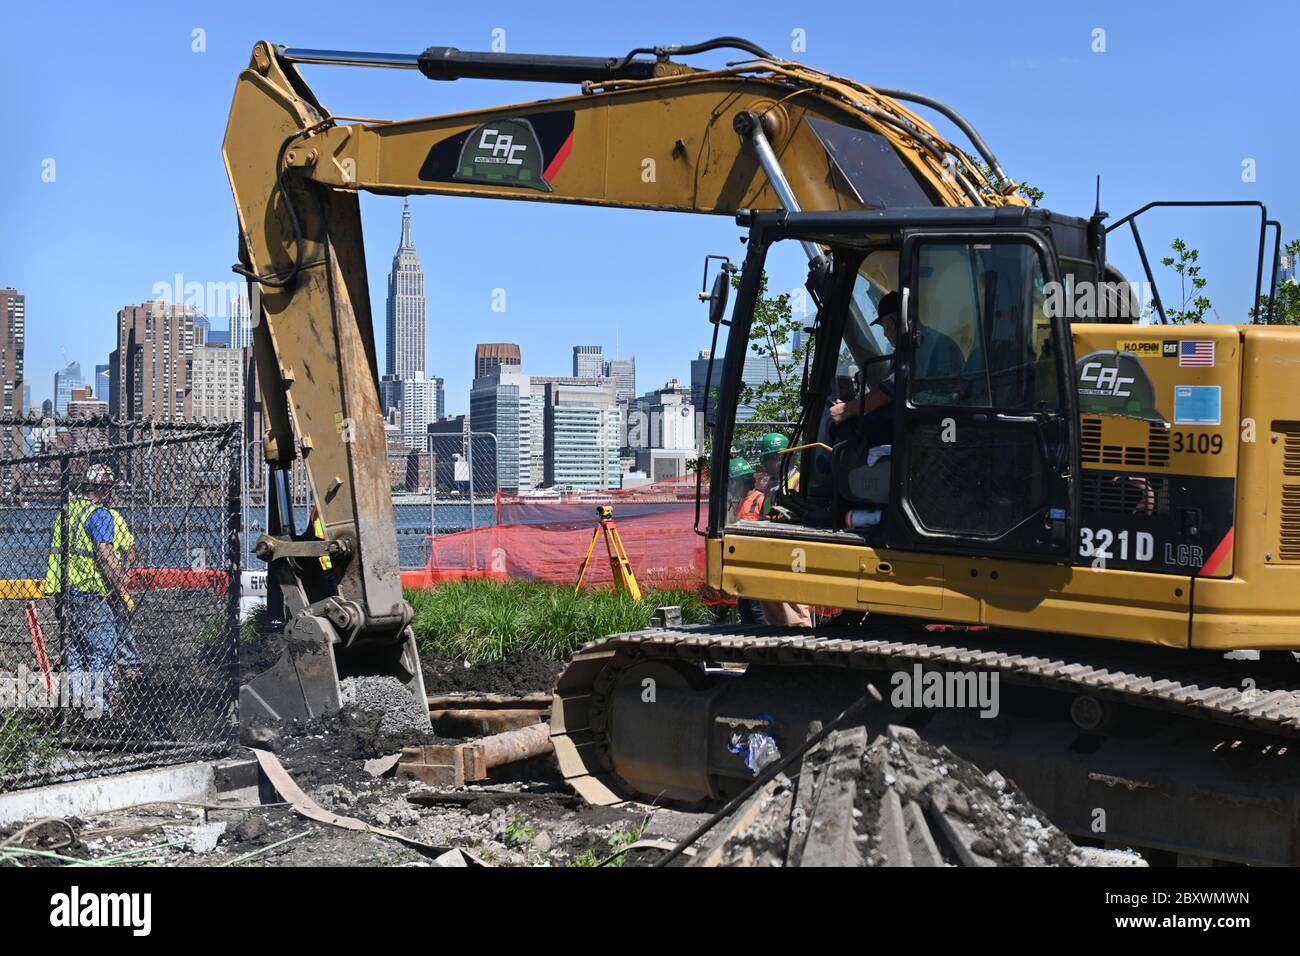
[338,676,430,737]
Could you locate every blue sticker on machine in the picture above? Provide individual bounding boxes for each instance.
[1173,385,1221,425]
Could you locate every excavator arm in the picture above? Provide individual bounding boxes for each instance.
[222,38,1025,722]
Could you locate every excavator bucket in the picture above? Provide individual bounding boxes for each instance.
[239,611,429,728]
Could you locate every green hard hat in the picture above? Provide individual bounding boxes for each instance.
[758,432,790,457]
[729,457,754,479]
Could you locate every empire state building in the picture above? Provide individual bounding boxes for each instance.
[385,199,426,379]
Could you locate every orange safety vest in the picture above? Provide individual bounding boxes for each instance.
[737,490,766,522]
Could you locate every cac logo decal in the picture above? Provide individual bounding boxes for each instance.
[1079,360,1134,398]
[472,126,529,167]
[423,109,575,192]
[1074,349,1165,422]
[454,117,557,193]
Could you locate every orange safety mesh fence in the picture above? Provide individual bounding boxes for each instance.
[403,475,709,590]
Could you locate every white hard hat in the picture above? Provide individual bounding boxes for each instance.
[85,464,116,486]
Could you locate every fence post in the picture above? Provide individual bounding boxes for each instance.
[224,423,242,746]
[467,431,476,534]
[56,451,70,660]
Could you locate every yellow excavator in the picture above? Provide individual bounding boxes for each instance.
[225,38,1298,864]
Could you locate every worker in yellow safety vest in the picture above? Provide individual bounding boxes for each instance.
[43,464,134,712]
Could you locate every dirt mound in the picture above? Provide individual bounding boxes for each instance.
[242,696,453,785]
[243,629,562,698]
[688,724,1109,867]
[421,653,562,696]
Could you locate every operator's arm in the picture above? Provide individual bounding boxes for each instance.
[84,509,130,600]
[829,387,892,424]
[93,542,130,600]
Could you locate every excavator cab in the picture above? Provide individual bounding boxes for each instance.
[713,206,1093,566]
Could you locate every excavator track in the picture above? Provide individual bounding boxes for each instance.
[551,620,1300,863]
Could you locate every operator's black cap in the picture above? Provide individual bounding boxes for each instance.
[871,291,900,325]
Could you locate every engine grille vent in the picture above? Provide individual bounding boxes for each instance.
[1278,425,1300,560]
[1082,472,1170,516]
[1080,418,1170,468]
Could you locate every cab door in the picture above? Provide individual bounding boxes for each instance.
[891,231,1077,561]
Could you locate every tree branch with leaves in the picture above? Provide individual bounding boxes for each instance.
[734,270,811,424]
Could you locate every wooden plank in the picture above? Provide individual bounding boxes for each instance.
[429,709,545,736]
[927,798,997,867]
[798,726,868,867]
[876,788,913,866]
[692,775,793,868]
[426,693,552,709]
[784,721,832,867]
[902,799,945,867]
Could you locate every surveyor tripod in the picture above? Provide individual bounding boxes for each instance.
[574,506,641,600]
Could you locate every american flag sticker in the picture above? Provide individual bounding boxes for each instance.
[1178,340,1215,367]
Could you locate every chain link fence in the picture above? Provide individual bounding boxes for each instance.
[0,417,241,792]
[239,432,500,570]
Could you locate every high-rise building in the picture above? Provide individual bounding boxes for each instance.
[629,379,695,450]
[53,362,84,416]
[379,375,401,419]
[95,363,110,403]
[572,345,604,379]
[474,343,522,380]
[604,357,636,403]
[1279,250,1297,286]
[691,347,788,424]
[384,199,426,382]
[381,374,445,445]
[543,380,621,491]
[230,288,253,350]
[0,288,25,417]
[470,366,533,493]
[66,385,108,419]
[690,349,715,422]
[628,380,694,481]
[112,301,198,420]
[428,415,469,491]
[191,344,246,421]
[382,376,444,449]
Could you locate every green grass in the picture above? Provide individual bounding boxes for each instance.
[0,709,59,780]
[239,603,272,644]
[406,580,712,662]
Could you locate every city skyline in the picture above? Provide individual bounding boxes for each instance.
[9,6,1293,420]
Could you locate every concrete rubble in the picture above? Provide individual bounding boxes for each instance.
[1,653,1148,868]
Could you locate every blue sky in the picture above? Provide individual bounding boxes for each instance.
[2,1,1294,414]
